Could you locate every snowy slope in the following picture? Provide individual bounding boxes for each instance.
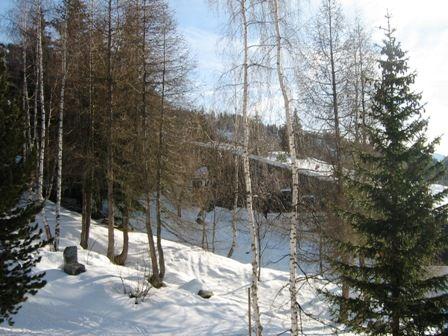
[2,199,446,335]
[0,203,344,336]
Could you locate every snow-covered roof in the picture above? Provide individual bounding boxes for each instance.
[193,141,334,181]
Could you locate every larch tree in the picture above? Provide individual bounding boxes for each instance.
[137,0,163,288]
[105,0,116,262]
[303,0,354,319]
[79,0,97,250]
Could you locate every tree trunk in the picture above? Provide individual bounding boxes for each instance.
[33,26,38,148]
[114,202,129,266]
[80,181,92,249]
[326,3,349,322]
[156,189,165,280]
[155,24,168,281]
[227,154,239,258]
[272,0,299,333]
[36,2,45,202]
[212,206,217,253]
[139,0,162,288]
[146,194,163,288]
[106,0,115,262]
[327,0,342,181]
[22,21,31,158]
[36,2,52,243]
[241,1,262,334]
[55,19,67,251]
[81,0,95,251]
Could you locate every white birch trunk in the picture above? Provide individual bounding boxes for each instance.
[227,154,239,258]
[36,1,45,202]
[33,46,38,148]
[241,1,262,334]
[271,1,299,333]
[36,1,52,242]
[55,19,67,251]
[22,10,31,158]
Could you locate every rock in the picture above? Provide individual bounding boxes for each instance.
[63,246,78,264]
[63,246,86,276]
[197,289,213,299]
[63,262,86,276]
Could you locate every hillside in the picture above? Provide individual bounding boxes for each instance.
[0,203,349,336]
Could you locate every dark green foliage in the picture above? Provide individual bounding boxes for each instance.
[0,49,46,326]
[325,23,448,335]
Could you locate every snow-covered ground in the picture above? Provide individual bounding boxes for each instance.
[2,196,446,336]
[0,203,346,336]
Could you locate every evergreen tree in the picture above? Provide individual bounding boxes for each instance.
[0,48,46,326]
[326,20,448,335]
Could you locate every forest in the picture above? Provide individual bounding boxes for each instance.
[0,0,447,335]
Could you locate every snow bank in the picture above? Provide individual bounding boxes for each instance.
[0,203,344,336]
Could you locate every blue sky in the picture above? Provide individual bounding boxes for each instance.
[1,0,447,154]
[170,0,448,155]
[0,0,14,41]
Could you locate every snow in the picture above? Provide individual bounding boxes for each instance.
[2,200,446,335]
[194,141,334,179]
[0,202,345,336]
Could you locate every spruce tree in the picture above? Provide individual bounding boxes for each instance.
[0,48,46,326]
[326,20,448,335]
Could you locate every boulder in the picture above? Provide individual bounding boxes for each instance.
[197,289,213,299]
[63,246,78,264]
[63,262,86,276]
[63,246,86,276]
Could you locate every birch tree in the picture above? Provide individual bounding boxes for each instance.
[269,0,299,333]
[54,3,68,251]
[212,0,264,332]
[34,0,53,242]
[18,1,32,158]
[241,6,263,325]
[36,0,46,203]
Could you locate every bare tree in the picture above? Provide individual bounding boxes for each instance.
[34,0,52,242]
[138,0,162,288]
[18,1,32,158]
[240,1,262,334]
[54,3,68,251]
[269,0,300,333]
[36,0,46,202]
[105,0,115,262]
[80,0,96,250]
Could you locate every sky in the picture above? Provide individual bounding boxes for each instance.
[169,0,448,156]
[1,0,447,154]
